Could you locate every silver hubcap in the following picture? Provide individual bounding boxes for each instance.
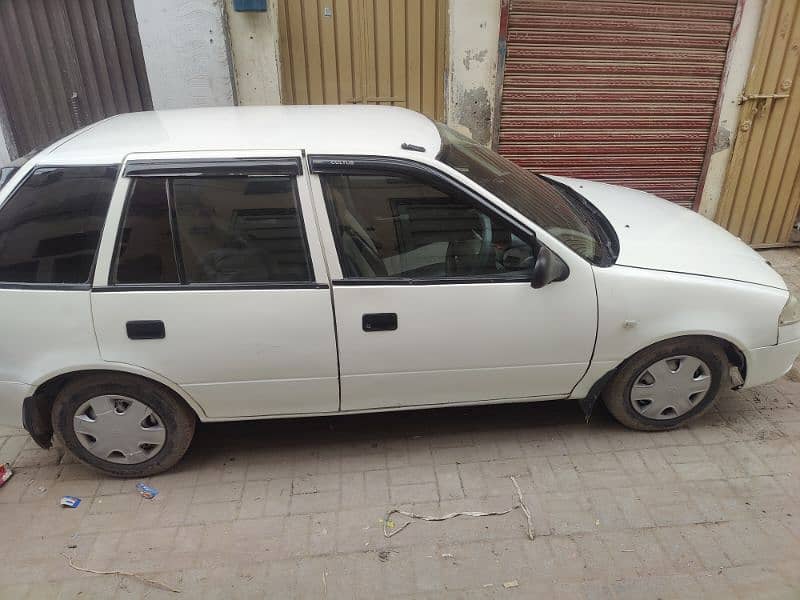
[73,395,166,464]
[629,355,712,420]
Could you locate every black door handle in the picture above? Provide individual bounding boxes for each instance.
[362,313,397,332]
[126,320,165,340]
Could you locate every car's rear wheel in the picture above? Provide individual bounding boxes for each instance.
[52,373,196,477]
[602,337,728,431]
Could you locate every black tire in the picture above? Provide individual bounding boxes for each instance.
[52,373,196,477]
[602,336,729,431]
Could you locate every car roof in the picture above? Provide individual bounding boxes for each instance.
[35,105,443,166]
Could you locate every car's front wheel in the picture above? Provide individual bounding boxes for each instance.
[602,337,729,431]
[52,373,196,477]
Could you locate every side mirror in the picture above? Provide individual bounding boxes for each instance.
[531,245,570,289]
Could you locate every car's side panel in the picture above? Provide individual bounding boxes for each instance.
[569,360,619,400]
[0,290,102,384]
[0,159,115,428]
[331,280,596,410]
[587,265,788,389]
[91,288,339,417]
[306,155,599,411]
[25,360,208,418]
[0,290,101,427]
[90,151,341,419]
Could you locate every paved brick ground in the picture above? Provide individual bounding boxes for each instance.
[1,249,799,598]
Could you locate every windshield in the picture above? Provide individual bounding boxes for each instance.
[435,123,618,266]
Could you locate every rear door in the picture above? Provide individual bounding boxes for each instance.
[91,151,339,419]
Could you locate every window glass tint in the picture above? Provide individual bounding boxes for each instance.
[115,178,179,284]
[172,177,311,283]
[436,123,618,266]
[0,166,117,284]
[322,173,534,279]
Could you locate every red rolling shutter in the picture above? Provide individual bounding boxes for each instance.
[496,0,738,208]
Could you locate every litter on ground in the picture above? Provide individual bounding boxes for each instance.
[136,483,159,499]
[382,476,535,540]
[60,496,81,508]
[0,463,12,487]
[61,553,180,593]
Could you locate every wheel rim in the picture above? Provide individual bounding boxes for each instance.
[629,355,712,420]
[73,395,166,464]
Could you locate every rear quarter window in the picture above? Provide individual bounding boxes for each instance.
[0,165,118,284]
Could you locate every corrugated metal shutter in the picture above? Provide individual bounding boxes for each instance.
[0,0,152,158]
[496,0,738,208]
[277,0,448,120]
[715,0,800,246]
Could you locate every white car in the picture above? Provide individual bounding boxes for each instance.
[0,106,798,477]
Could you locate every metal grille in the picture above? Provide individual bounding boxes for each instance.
[0,0,152,158]
[496,0,738,208]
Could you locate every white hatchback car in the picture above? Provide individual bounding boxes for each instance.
[1,105,798,477]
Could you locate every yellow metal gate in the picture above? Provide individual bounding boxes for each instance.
[277,0,447,120]
[715,0,800,246]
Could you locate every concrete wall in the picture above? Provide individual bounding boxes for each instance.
[698,0,764,219]
[446,0,501,145]
[225,0,282,105]
[133,0,235,109]
[222,0,503,147]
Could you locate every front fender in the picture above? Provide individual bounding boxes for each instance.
[592,265,785,366]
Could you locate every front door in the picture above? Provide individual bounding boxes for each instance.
[310,157,597,411]
[91,153,339,419]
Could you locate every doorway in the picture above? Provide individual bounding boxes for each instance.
[277,0,447,120]
[715,0,800,247]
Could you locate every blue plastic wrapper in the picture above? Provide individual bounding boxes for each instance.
[136,483,159,499]
[60,496,81,508]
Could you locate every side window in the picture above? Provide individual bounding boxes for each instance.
[0,166,117,284]
[114,175,312,284]
[320,172,534,280]
[115,178,179,284]
[173,177,310,283]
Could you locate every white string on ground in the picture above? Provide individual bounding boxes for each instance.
[510,475,535,541]
[383,476,535,541]
[61,553,181,593]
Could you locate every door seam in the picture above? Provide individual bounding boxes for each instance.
[300,152,342,410]
[568,266,601,398]
[88,291,104,361]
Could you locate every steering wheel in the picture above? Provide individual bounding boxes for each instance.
[445,213,496,275]
[476,213,495,267]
